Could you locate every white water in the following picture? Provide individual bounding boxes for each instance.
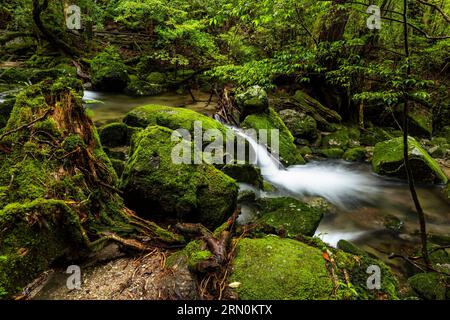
[236,129,381,209]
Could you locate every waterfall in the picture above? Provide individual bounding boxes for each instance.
[233,128,381,208]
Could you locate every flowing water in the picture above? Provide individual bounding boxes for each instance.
[83,91,450,282]
[237,129,450,281]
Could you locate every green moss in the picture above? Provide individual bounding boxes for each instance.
[333,249,399,299]
[278,109,317,140]
[123,104,227,134]
[99,122,130,148]
[254,197,324,237]
[408,105,433,137]
[0,98,15,129]
[229,236,335,300]
[221,164,263,188]
[343,147,367,162]
[0,199,86,297]
[408,272,449,300]
[360,126,394,146]
[125,77,164,97]
[322,126,360,150]
[146,72,166,84]
[318,148,345,159]
[166,240,212,271]
[337,240,368,257]
[372,136,448,184]
[242,108,305,166]
[236,86,269,117]
[120,126,238,229]
[90,47,129,91]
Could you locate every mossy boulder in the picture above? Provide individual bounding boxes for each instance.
[278,109,317,141]
[292,91,342,129]
[0,199,86,298]
[254,197,324,237]
[360,126,394,146]
[236,86,269,118]
[337,240,368,257]
[229,236,335,300]
[146,72,167,85]
[120,126,238,229]
[229,236,398,300]
[317,148,345,159]
[372,136,448,184]
[125,77,164,97]
[221,164,263,188]
[123,104,227,135]
[343,147,367,162]
[99,122,130,148]
[322,126,360,150]
[408,272,449,300]
[90,48,129,91]
[0,98,15,129]
[242,108,305,166]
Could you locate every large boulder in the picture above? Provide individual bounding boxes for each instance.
[123,104,227,134]
[253,197,324,237]
[241,108,305,166]
[236,86,269,119]
[229,236,398,300]
[91,48,129,92]
[278,109,317,141]
[372,137,448,184]
[120,126,238,229]
[408,272,449,300]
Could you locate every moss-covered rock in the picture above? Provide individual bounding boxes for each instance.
[229,236,398,300]
[317,148,345,159]
[236,86,269,118]
[120,126,238,229]
[408,105,433,138]
[229,236,335,300]
[322,126,360,150]
[278,109,317,141]
[166,240,212,273]
[253,197,324,237]
[372,136,448,184]
[123,104,227,134]
[125,77,164,97]
[99,122,130,148]
[292,91,342,128]
[90,47,129,92]
[221,164,263,188]
[0,98,15,129]
[242,108,305,166]
[337,240,369,257]
[360,126,394,146]
[0,79,182,297]
[343,147,367,162]
[408,272,449,300]
[0,199,86,298]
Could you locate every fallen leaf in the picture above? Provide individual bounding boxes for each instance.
[229,282,241,289]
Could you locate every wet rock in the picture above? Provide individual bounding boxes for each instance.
[278,109,317,141]
[372,136,448,184]
[221,163,263,188]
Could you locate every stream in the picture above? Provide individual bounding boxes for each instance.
[82,90,450,283]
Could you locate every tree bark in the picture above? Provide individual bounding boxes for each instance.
[402,0,431,268]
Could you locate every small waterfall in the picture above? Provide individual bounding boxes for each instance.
[234,128,380,208]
